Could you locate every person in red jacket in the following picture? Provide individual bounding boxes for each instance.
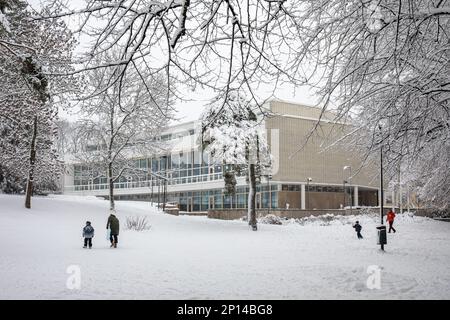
[386,209,396,233]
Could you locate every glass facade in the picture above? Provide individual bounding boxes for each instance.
[72,150,279,211]
[162,186,278,212]
[282,184,350,193]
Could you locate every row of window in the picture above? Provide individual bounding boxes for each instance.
[281,184,353,193]
[74,150,225,180]
[72,174,279,193]
[85,130,196,151]
[116,189,278,211]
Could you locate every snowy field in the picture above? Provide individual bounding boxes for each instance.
[0,194,450,300]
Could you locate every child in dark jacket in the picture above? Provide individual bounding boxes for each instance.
[353,221,363,239]
[82,221,95,249]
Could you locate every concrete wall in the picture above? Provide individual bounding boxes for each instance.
[269,100,336,121]
[307,192,345,209]
[277,190,347,209]
[208,207,393,220]
[278,190,378,210]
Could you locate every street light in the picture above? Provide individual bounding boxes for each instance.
[163,173,167,212]
[150,177,154,204]
[88,173,93,191]
[306,177,312,210]
[378,124,385,251]
[343,166,352,215]
[162,169,174,212]
[265,174,272,215]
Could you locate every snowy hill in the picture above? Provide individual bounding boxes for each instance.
[0,194,449,299]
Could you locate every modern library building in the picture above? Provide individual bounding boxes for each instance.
[63,100,380,212]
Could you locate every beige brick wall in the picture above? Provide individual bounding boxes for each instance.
[266,101,378,188]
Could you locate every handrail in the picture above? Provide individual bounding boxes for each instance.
[65,171,238,192]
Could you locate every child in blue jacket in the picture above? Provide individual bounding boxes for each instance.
[82,221,95,249]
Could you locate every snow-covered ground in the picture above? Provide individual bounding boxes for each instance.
[0,194,449,300]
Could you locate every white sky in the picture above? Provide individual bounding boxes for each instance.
[29,0,319,124]
[173,82,318,123]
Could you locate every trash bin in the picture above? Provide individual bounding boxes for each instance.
[376,225,387,245]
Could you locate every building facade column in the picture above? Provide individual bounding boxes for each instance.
[353,186,359,207]
[301,184,306,210]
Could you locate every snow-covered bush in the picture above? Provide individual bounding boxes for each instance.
[258,214,283,225]
[125,215,151,231]
[294,214,342,226]
[429,209,450,219]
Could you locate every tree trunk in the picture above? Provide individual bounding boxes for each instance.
[248,163,257,231]
[108,163,115,210]
[25,116,38,209]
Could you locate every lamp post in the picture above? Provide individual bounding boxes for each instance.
[306,177,312,210]
[157,177,161,209]
[267,174,272,215]
[342,179,347,210]
[378,124,385,251]
[162,173,167,212]
[88,173,93,191]
[150,178,154,204]
[380,145,384,221]
[343,166,352,215]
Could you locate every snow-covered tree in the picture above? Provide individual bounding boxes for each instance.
[282,0,450,209]
[35,0,312,115]
[200,91,271,231]
[73,60,173,210]
[37,0,449,207]
[0,0,76,206]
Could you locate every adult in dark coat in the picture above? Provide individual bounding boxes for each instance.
[107,212,120,248]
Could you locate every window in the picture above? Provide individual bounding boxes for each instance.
[139,159,148,169]
[193,150,201,176]
[223,195,233,209]
[271,192,278,208]
[160,156,167,172]
[237,194,247,208]
[262,192,270,208]
[179,152,187,169]
[187,151,193,169]
[171,153,180,169]
[201,192,209,211]
[151,158,159,172]
[161,134,172,141]
[282,184,301,192]
[74,165,82,176]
